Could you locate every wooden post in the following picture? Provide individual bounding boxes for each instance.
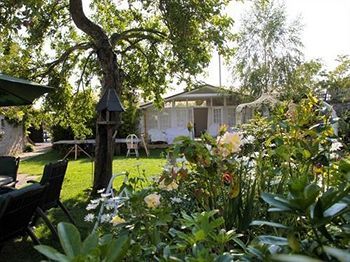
[74,144,78,160]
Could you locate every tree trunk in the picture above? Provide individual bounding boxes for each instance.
[93,115,119,190]
[69,0,122,192]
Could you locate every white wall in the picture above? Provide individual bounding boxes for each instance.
[0,116,25,156]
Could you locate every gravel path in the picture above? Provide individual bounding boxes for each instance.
[19,142,52,160]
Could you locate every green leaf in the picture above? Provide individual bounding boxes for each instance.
[272,254,323,262]
[323,203,348,218]
[250,220,289,229]
[57,222,82,258]
[34,245,69,262]
[215,254,234,262]
[257,235,288,246]
[194,229,206,241]
[163,245,171,258]
[99,234,113,246]
[261,193,291,211]
[81,232,98,255]
[324,246,350,262]
[105,234,130,262]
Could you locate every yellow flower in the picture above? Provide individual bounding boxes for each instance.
[159,179,178,191]
[144,193,161,208]
[229,181,240,199]
[110,215,126,226]
[217,132,241,157]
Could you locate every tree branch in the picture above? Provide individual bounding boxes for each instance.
[35,42,93,78]
[69,0,110,46]
[110,28,166,46]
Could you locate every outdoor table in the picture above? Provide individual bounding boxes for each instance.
[0,175,13,187]
[54,136,149,160]
[53,139,95,160]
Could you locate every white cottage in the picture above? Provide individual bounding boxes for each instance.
[140,85,249,144]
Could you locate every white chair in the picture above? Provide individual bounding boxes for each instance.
[93,173,129,232]
[126,134,139,157]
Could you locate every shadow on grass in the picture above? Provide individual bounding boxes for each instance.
[22,150,61,164]
[0,190,93,262]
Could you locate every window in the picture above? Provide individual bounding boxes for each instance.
[146,111,158,130]
[176,109,187,127]
[227,107,236,127]
[159,110,171,130]
[213,108,222,124]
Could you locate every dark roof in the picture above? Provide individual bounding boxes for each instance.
[96,88,124,112]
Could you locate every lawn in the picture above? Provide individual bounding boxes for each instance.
[0,149,166,262]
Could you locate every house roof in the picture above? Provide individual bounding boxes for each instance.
[140,85,235,109]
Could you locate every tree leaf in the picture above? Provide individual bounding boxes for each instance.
[57,222,82,258]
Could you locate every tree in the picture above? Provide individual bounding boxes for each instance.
[232,0,303,97]
[0,0,235,191]
[282,60,323,102]
[321,55,350,102]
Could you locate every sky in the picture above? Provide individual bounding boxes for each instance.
[201,0,350,89]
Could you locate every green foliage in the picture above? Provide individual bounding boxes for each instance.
[282,60,323,102]
[117,90,140,138]
[233,0,302,96]
[247,177,349,261]
[35,222,130,261]
[1,0,235,141]
[9,95,350,261]
[233,0,303,96]
[338,110,350,147]
[166,210,244,261]
[43,72,97,139]
[320,55,350,102]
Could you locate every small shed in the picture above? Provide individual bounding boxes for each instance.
[140,85,250,144]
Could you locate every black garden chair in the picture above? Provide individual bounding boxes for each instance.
[0,184,46,248]
[29,160,75,236]
[0,156,20,187]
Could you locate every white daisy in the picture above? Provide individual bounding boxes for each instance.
[84,213,95,222]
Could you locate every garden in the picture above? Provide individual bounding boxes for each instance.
[3,95,349,261]
[0,0,350,261]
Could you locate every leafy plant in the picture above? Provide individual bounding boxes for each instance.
[165,210,245,261]
[35,222,130,262]
[247,168,350,261]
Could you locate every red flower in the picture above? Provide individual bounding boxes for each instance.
[222,172,233,185]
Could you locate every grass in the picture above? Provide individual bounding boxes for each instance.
[0,149,166,262]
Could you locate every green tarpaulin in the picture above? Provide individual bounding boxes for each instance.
[0,73,53,107]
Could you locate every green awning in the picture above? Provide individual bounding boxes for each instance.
[0,73,53,107]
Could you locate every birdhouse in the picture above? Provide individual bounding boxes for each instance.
[96,88,124,125]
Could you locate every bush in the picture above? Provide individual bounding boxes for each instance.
[23,143,34,152]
